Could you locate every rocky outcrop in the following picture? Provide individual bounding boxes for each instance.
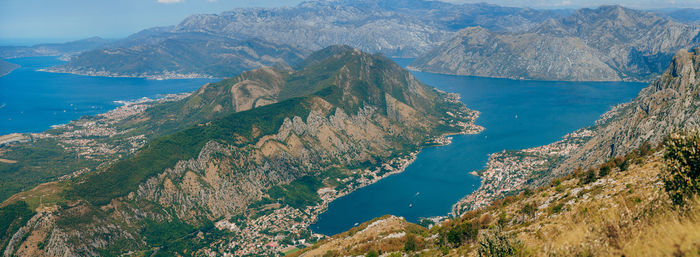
[411,5,700,82]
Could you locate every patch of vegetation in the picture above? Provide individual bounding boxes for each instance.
[67,97,312,205]
[477,226,522,257]
[661,131,700,206]
[0,201,35,253]
[439,221,479,247]
[364,250,379,257]
[268,176,324,209]
[0,138,99,202]
[136,218,227,257]
[404,234,417,251]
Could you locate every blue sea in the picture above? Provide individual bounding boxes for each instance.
[0,57,212,135]
[310,59,647,236]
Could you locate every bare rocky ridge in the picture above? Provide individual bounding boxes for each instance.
[409,27,619,81]
[155,0,560,57]
[410,5,700,82]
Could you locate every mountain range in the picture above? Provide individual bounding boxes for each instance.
[171,0,561,57]
[409,5,700,81]
[32,0,564,79]
[0,37,112,60]
[0,46,481,256]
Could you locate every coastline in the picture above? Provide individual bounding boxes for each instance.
[1,93,191,138]
[39,67,215,80]
[406,65,651,83]
[0,61,20,77]
[220,125,486,255]
[451,128,593,216]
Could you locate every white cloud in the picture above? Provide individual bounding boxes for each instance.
[157,0,183,3]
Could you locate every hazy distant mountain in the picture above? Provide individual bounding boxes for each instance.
[654,8,700,24]
[0,37,112,59]
[47,0,563,79]
[410,5,700,81]
[172,0,562,57]
[47,33,309,79]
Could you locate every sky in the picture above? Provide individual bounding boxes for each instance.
[1,0,698,45]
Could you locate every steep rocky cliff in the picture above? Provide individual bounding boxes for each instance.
[555,47,700,173]
[410,5,700,82]
[1,46,481,256]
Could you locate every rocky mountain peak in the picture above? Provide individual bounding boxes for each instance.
[669,48,699,82]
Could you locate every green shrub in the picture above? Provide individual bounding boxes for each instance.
[520,203,536,217]
[550,203,564,214]
[365,250,379,257]
[613,156,629,171]
[404,234,417,251]
[598,165,611,178]
[477,226,521,257]
[443,221,478,247]
[580,168,597,184]
[661,131,700,206]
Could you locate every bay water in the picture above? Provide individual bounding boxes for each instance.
[0,57,212,135]
[310,59,647,236]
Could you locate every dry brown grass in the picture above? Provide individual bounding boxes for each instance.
[486,155,700,256]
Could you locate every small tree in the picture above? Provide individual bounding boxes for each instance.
[404,234,417,252]
[661,131,700,206]
[365,250,379,257]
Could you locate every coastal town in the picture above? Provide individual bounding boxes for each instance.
[452,128,594,215]
[211,151,419,256]
[0,93,190,178]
